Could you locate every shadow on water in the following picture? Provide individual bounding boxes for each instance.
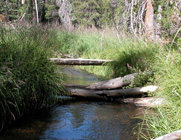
[39,101,145,140]
[61,66,103,86]
[0,66,147,140]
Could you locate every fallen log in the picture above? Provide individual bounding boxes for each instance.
[87,73,153,90]
[152,130,181,140]
[66,88,106,99]
[116,97,164,107]
[65,85,157,99]
[50,58,113,65]
[87,73,138,89]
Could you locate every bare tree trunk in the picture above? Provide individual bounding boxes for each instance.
[116,97,164,107]
[145,0,155,41]
[87,72,153,90]
[56,0,73,30]
[34,0,39,24]
[87,73,138,89]
[65,85,157,99]
[50,58,113,65]
[21,0,25,5]
[66,87,147,99]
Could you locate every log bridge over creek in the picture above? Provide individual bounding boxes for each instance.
[50,58,180,139]
[50,58,113,65]
[50,58,163,107]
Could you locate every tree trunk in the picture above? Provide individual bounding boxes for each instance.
[116,97,164,107]
[34,0,39,24]
[145,0,154,41]
[41,0,46,23]
[87,73,153,90]
[87,73,137,89]
[50,58,113,65]
[65,85,157,99]
[21,0,25,5]
[56,0,73,30]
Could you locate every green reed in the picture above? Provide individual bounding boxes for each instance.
[0,26,63,130]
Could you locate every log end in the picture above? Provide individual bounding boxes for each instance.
[116,97,164,107]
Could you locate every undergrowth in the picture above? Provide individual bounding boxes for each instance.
[138,45,181,139]
[0,26,63,130]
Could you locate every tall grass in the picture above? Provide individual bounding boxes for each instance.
[56,30,159,80]
[0,26,63,130]
[138,45,181,139]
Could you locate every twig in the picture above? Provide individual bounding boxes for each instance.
[130,0,147,45]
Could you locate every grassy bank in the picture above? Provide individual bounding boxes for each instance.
[138,45,181,139]
[56,29,180,139]
[0,26,63,130]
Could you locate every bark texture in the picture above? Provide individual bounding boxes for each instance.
[87,73,138,89]
[145,0,154,40]
[50,58,113,65]
[65,86,154,99]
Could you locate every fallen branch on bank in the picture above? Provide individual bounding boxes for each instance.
[65,85,158,99]
[152,130,181,140]
[116,97,164,107]
[50,58,113,65]
[87,72,153,90]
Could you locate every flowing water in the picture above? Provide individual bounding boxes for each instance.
[0,66,146,140]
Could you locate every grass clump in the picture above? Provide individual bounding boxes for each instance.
[139,45,181,139]
[0,26,63,130]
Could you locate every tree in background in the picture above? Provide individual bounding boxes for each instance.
[145,0,154,41]
[0,0,180,41]
[0,0,59,24]
[56,0,73,30]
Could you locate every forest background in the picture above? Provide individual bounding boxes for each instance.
[0,0,180,41]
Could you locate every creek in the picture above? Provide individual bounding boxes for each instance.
[0,66,146,140]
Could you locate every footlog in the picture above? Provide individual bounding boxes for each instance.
[50,58,113,65]
[116,97,164,107]
[87,72,153,90]
[65,86,157,99]
[65,88,106,99]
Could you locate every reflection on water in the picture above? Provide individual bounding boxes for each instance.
[39,102,144,140]
[61,66,103,86]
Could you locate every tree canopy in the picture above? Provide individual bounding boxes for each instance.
[0,0,180,39]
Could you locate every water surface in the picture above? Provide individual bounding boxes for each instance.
[39,101,144,140]
[0,66,146,140]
